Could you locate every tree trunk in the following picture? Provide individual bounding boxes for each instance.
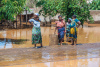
[82,24,83,28]
[13,21,14,28]
[49,16,52,24]
[44,17,47,25]
[20,14,21,28]
[26,10,27,26]
[0,20,2,25]
[16,15,17,29]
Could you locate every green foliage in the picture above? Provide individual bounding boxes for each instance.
[35,0,94,24]
[36,0,62,17]
[0,0,26,21]
[61,0,94,24]
[89,0,100,10]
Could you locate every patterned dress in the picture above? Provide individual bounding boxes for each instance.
[69,19,78,40]
[29,19,42,44]
[66,22,71,37]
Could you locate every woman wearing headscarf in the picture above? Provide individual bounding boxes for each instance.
[69,15,81,46]
[54,15,65,45]
[29,13,42,48]
[66,18,72,42]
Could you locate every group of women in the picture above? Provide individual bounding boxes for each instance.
[29,13,81,48]
[54,15,81,46]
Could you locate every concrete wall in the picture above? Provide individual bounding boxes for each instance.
[90,10,100,22]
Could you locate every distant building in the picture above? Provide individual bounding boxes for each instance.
[17,8,34,22]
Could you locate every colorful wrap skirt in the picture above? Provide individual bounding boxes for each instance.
[69,27,77,40]
[66,29,70,37]
[32,27,42,44]
[57,27,65,42]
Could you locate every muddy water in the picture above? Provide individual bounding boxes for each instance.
[4,58,100,67]
[0,27,53,49]
[0,26,100,49]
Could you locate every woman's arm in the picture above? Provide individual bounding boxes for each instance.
[28,19,34,26]
[77,21,81,28]
[65,23,66,33]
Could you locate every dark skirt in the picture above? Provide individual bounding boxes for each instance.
[57,27,65,42]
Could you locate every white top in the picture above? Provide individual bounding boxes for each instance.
[29,19,41,27]
[66,22,70,26]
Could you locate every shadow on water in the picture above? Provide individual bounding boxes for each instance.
[0,38,29,44]
[0,38,29,49]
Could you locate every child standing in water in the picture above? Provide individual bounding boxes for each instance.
[66,18,72,42]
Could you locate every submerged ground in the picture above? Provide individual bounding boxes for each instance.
[0,23,100,67]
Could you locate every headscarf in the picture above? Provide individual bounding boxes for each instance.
[68,18,72,22]
[34,13,39,16]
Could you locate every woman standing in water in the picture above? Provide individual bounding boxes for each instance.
[29,13,42,48]
[69,15,81,46]
[54,15,66,45]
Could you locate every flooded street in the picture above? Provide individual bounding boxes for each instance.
[0,27,54,49]
[0,26,100,49]
[4,58,100,67]
[0,24,100,67]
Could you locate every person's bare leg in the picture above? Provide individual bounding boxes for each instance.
[60,41,62,45]
[74,39,77,46]
[71,39,74,45]
[35,44,36,47]
[41,43,43,47]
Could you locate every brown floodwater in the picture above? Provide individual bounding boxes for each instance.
[0,23,100,67]
[0,25,100,49]
[4,58,100,67]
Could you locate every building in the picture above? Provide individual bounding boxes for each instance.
[17,8,34,22]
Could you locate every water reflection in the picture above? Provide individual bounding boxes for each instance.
[4,58,100,67]
[0,26,100,49]
[0,39,12,48]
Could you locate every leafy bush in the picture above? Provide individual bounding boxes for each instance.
[35,0,94,25]
[89,0,100,10]
[0,0,26,21]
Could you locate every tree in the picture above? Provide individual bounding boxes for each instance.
[89,0,100,10]
[35,0,94,27]
[0,0,26,21]
[61,0,94,27]
[35,0,62,24]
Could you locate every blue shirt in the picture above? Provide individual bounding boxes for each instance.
[29,19,41,27]
[69,21,76,28]
[74,19,79,23]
